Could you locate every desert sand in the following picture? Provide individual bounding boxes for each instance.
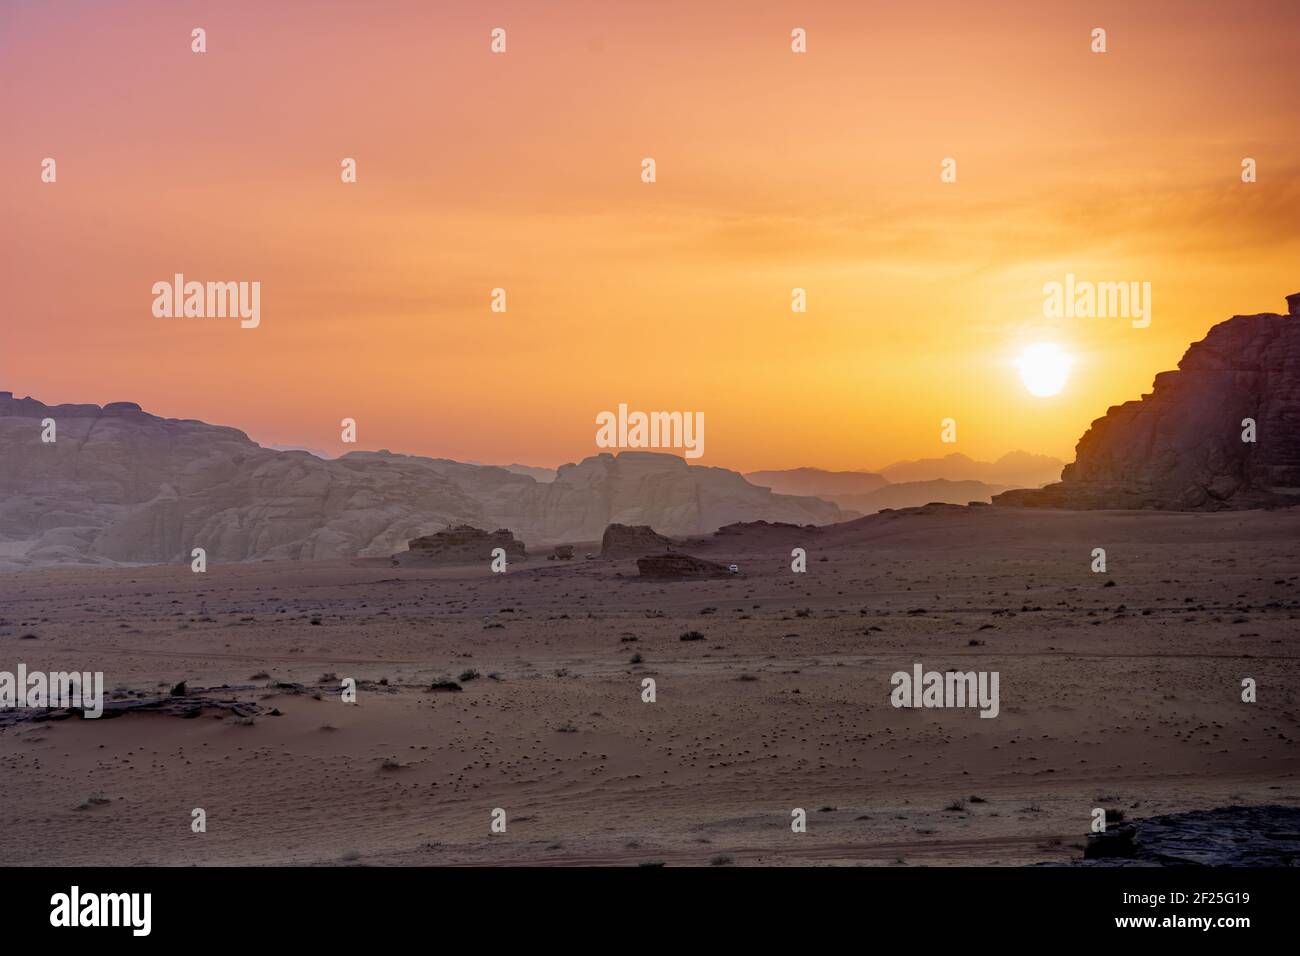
[1,505,1296,866]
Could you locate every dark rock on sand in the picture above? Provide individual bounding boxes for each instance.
[395,526,525,565]
[636,552,732,579]
[601,523,677,558]
[1077,805,1300,865]
[0,694,263,724]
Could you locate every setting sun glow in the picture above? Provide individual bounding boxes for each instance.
[2,2,1297,470]
[1017,343,1073,397]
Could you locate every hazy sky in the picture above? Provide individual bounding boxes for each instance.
[3,0,1297,471]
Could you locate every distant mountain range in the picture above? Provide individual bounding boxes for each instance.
[745,452,1062,513]
[831,478,1012,512]
[878,451,1064,487]
[0,389,1077,569]
[0,392,847,569]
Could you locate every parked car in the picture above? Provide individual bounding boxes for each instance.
[728,564,739,574]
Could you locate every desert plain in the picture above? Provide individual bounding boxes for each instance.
[1,505,1297,866]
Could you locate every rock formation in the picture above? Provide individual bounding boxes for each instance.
[394,526,525,565]
[1078,805,1300,866]
[995,295,1300,510]
[0,394,849,568]
[0,393,490,568]
[636,552,732,579]
[600,523,677,558]
[528,452,846,542]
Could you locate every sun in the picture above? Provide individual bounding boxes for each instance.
[1016,343,1073,397]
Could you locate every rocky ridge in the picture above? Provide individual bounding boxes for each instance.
[0,395,847,568]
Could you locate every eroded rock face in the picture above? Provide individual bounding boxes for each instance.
[395,526,525,565]
[0,395,848,568]
[600,523,676,558]
[636,552,732,579]
[995,298,1300,510]
[526,452,846,542]
[0,393,489,567]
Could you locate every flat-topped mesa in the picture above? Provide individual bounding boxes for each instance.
[395,526,526,565]
[995,294,1300,511]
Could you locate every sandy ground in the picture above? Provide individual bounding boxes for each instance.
[1,505,1297,866]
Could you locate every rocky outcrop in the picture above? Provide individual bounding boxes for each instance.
[0,393,490,567]
[524,452,847,542]
[0,394,849,569]
[394,526,525,565]
[995,296,1300,511]
[600,523,677,558]
[1077,805,1300,866]
[636,552,732,579]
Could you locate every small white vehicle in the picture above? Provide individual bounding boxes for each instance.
[728,564,739,574]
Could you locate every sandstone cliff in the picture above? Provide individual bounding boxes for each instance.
[526,452,844,542]
[995,295,1300,510]
[0,395,848,568]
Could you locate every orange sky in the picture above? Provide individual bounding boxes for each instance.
[3,0,1298,471]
